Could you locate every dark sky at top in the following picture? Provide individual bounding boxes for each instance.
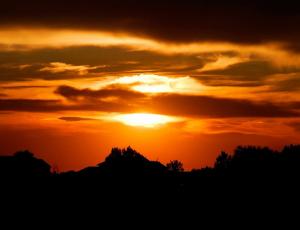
[1,1,300,50]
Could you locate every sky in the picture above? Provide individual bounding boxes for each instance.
[1,1,300,171]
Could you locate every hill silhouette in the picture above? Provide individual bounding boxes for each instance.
[0,150,51,179]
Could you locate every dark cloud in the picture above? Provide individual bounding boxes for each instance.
[0,98,134,113]
[59,117,97,122]
[1,1,300,50]
[0,85,51,90]
[54,85,299,118]
[1,84,299,118]
[0,46,151,66]
[55,85,146,101]
[268,75,300,92]
[147,94,299,118]
[0,46,207,81]
[193,75,265,87]
[288,122,300,132]
[0,92,299,118]
[0,63,88,81]
[0,93,7,97]
[286,102,300,111]
[0,99,63,112]
[201,61,300,80]
[195,61,300,88]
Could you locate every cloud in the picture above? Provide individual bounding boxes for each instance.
[1,84,299,118]
[1,1,300,49]
[54,85,300,118]
[267,74,300,92]
[184,118,294,136]
[2,45,298,91]
[0,98,134,113]
[0,99,63,112]
[0,85,51,90]
[287,121,300,133]
[195,60,300,88]
[0,46,209,81]
[39,62,100,75]
[112,74,204,94]
[0,63,95,81]
[201,61,300,80]
[1,42,300,93]
[1,90,299,118]
[59,117,98,122]
[55,85,146,101]
[193,75,265,87]
[147,94,299,118]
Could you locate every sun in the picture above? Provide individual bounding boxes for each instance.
[113,113,176,128]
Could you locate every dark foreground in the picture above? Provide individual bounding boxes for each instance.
[1,145,300,224]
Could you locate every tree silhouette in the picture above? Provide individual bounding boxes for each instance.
[230,146,276,174]
[2,144,300,199]
[166,160,184,172]
[102,146,149,169]
[215,151,232,171]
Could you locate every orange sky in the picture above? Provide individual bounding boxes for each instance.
[1,2,300,171]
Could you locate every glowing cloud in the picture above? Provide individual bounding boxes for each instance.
[39,62,100,75]
[112,74,204,94]
[1,28,300,67]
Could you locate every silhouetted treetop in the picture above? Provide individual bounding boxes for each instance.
[166,160,184,172]
[282,144,300,158]
[215,151,231,171]
[232,146,276,170]
[79,146,167,176]
[103,146,148,166]
[213,145,300,178]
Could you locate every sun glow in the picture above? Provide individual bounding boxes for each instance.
[113,113,178,128]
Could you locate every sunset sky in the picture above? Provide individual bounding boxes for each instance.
[1,1,300,171]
